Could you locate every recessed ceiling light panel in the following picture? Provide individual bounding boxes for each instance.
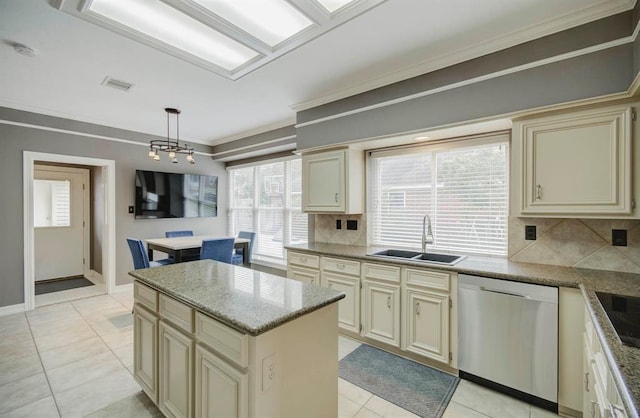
[88,0,259,70]
[192,0,314,47]
[315,0,359,13]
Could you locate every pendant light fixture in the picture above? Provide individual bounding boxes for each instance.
[148,108,195,164]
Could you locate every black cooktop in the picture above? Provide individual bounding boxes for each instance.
[595,292,640,348]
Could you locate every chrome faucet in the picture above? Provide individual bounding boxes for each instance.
[422,214,434,252]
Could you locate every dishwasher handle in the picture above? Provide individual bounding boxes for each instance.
[479,286,529,299]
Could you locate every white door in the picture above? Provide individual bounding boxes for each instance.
[34,165,89,281]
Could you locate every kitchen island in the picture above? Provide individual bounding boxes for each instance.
[129,259,344,418]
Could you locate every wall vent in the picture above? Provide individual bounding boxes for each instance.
[101,76,134,92]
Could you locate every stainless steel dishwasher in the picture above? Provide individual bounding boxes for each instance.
[458,274,558,411]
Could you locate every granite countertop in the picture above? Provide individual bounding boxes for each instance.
[129,259,344,336]
[286,242,640,417]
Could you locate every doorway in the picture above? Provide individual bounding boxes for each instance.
[23,152,116,311]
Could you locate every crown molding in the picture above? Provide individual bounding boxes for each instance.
[209,117,296,145]
[291,0,634,112]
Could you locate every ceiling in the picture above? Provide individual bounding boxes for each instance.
[0,0,633,147]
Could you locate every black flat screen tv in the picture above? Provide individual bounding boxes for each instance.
[135,170,218,219]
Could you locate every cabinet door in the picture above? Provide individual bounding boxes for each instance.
[362,280,400,347]
[517,107,632,216]
[195,345,248,418]
[404,289,449,363]
[287,265,320,286]
[159,321,193,418]
[323,273,360,333]
[302,151,345,212]
[134,305,158,403]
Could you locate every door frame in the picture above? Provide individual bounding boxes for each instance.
[34,164,91,280]
[24,151,116,310]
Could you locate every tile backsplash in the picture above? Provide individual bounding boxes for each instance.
[508,217,640,273]
[315,214,640,273]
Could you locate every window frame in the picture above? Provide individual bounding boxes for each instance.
[366,133,510,257]
[227,156,307,265]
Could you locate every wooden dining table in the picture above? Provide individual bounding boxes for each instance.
[145,235,251,265]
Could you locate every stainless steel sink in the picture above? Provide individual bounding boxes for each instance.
[369,249,422,259]
[369,249,465,265]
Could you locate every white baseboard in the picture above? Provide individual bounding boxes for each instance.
[113,283,133,294]
[86,270,104,285]
[0,303,25,316]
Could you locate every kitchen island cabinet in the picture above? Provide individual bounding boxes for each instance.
[130,260,344,418]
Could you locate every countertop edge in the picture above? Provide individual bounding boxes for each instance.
[581,285,640,418]
[131,274,345,337]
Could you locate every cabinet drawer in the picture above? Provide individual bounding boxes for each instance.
[363,263,400,282]
[195,312,248,368]
[288,251,320,269]
[322,257,360,276]
[134,281,158,312]
[405,268,450,291]
[159,294,194,333]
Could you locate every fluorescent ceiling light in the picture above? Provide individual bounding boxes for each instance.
[315,0,358,13]
[193,0,313,47]
[88,0,259,70]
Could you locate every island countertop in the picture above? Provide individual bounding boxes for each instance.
[129,259,345,336]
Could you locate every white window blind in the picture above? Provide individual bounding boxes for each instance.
[228,158,308,264]
[370,137,508,256]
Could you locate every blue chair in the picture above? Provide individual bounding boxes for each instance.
[231,231,256,265]
[200,238,235,264]
[127,238,173,269]
[165,230,193,238]
[165,230,199,261]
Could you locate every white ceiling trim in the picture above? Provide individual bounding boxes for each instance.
[0,119,215,156]
[295,35,634,129]
[210,118,296,145]
[216,143,297,162]
[211,134,297,158]
[291,0,634,112]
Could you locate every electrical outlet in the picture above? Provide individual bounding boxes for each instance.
[128,206,134,214]
[525,225,536,240]
[346,220,358,230]
[262,353,276,392]
[612,229,627,246]
[336,219,342,230]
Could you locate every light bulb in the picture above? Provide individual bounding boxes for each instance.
[168,150,176,159]
[186,153,194,164]
[148,149,156,158]
[153,153,160,161]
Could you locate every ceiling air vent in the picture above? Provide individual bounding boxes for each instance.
[101,76,134,92]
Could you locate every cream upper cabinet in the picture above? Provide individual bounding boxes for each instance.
[302,148,364,214]
[512,106,634,218]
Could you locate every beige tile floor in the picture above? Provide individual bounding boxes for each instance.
[0,288,562,418]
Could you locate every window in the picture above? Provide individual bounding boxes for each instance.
[228,158,307,264]
[369,136,508,256]
[34,179,71,227]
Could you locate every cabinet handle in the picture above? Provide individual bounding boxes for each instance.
[590,401,598,418]
[335,192,338,203]
[584,372,589,392]
[387,296,391,309]
[536,184,542,200]
[415,301,420,316]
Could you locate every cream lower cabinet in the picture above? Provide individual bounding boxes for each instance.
[287,251,320,285]
[361,263,401,348]
[584,307,628,418]
[402,268,451,364]
[133,305,158,403]
[321,257,361,334]
[195,344,248,418]
[159,321,194,418]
